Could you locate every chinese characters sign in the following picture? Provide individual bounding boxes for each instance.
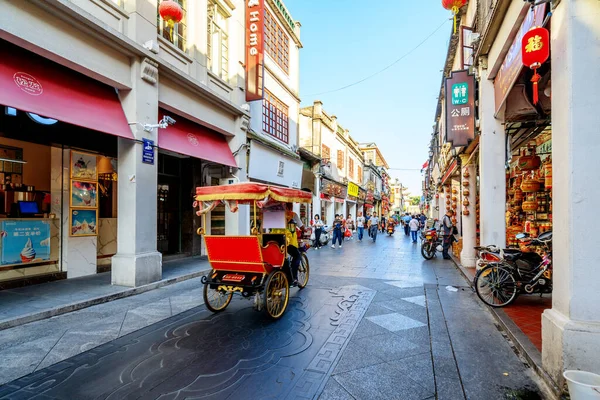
[245,0,265,102]
[347,182,359,198]
[445,70,475,147]
[522,27,549,69]
[0,220,51,265]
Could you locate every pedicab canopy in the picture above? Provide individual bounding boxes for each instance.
[193,183,312,215]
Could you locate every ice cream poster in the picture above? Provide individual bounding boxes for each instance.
[70,209,97,236]
[0,220,51,265]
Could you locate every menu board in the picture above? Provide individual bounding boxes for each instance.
[0,220,51,265]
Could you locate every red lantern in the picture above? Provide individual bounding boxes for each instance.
[521,26,550,105]
[442,0,467,34]
[159,0,183,38]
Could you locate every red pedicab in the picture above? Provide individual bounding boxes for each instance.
[194,183,312,319]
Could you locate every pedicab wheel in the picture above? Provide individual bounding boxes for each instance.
[421,242,435,260]
[475,263,519,307]
[263,270,289,319]
[297,253,310,290]
[203,282,233,313]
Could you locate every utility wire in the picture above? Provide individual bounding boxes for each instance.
[306,18,450,96]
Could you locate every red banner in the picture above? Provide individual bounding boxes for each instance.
[245,0,265,102]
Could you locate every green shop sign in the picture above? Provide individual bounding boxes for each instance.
[273,0,295,30]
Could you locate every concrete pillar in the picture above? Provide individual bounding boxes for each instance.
[478,68,506,248]
[460,155,477,267]
[313,173,322,218]
[111,57,162,287]
[542,0,600,388]
[225,116,250,235]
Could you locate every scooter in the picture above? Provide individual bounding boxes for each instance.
[309,225,330,247]
[387,224,395,236]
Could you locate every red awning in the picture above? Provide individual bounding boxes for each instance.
[158,109,236,168]
[0,40,133,139]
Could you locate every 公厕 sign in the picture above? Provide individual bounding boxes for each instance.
[245,0,265,102]
[445,70,475,147]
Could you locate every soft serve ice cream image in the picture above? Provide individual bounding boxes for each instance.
[20,238,36,263]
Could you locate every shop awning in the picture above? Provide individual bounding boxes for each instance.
[158,109,237,168]
[441,159,458,185]
[0,40,133,139]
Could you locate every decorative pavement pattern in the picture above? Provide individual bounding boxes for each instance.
[0,230,546,399]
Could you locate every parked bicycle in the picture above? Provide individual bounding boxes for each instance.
[474,231,552,307]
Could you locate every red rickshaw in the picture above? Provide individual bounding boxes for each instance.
[194,182,312,319]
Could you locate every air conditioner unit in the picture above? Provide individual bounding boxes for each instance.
[219,178,237,186]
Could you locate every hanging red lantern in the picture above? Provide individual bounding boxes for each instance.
[442,0,467,34]
[159,0,183,38]
[521,26,550,105]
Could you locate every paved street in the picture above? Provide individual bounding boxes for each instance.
[0,229,545,399]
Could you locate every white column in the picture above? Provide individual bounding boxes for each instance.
[313,173,322,218]
[478,68,506,248]
[225,116,250,235]
[542,0,600,388]
[460,155,477,267]
[111,57,162,287]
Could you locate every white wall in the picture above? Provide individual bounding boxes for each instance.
[248,141,303,188]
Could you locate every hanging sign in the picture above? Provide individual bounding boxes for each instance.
[445,70,475,147]
[521,26,550,105]
[245,0,265,102]
[347,182,359,198]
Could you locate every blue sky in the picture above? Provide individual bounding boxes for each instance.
[284,0,452,196]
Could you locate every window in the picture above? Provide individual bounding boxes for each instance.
[337,150,344,170]
[157,0,187,51]
[322,145,330,160]
[357,166,362,182]
[207,1,229,79]
[264,10,290,74]
[262,90,289,143]
[461,26,474,69]
[348,158,354,180]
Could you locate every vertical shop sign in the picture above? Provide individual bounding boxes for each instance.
[445,70,475,147]
[245,0,265,102]
[142,138,154,165]
[493,3,546,115]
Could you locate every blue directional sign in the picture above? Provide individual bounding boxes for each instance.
[142,139,154,165]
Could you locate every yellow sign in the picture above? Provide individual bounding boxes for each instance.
[348,182,359,197]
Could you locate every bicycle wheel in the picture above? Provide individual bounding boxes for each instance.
[421,242,435,260]
[263,270,289,319]
[203,282,233,313]
[475,264,519,307]
[297,253,310,289]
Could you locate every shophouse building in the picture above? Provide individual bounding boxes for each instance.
[421,0,600,393]
[0,0,250,288]
[299,101,366,225]
[245,0,303,203]
[359,143,389,216]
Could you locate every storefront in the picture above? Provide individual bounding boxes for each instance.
[321,177,347,224]
[0,40,130,285]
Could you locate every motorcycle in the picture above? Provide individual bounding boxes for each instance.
[387,224,395,236]
[420,228,443,260]
[474,231,552,307]
[309,225,330,247]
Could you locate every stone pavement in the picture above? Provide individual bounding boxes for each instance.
[0,230,548,399]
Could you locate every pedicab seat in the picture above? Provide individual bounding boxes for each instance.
[204,235,286,273]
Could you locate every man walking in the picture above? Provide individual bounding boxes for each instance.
[369,212,380,242]
[442,209,455,260]
[409,215,420,243]
[356,212,365,241]
[403,213,411,236]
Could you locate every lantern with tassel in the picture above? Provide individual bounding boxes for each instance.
[521,26,550,105]
[159,0,184,40]
[442,0,467,35]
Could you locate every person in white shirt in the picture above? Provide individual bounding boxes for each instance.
[311,214,324,249]
[409,215,421,243]
[356,212,365,241]
[369,212,380,242]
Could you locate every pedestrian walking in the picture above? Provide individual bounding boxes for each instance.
[356,212,365,241]
[442,209,455,259]
[380,217,386,233]
[420,213,427,230]
[346,214,355,240]
[311,214,324,249]
[366,212,372,238]
[331,214,343,248]
[403,213,411,236]
[369,212,380,242]
[409,215,420,243]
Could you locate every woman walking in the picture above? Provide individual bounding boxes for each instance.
[346,214,355,240]
[311,214,324,249]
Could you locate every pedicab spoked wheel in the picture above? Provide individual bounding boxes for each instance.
[475,264,519,307]
[264,270,289,319]
[297,253,310,290]
[203,280,233,313]
[421,242,435,260]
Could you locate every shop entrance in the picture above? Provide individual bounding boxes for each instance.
[157,154,182,255]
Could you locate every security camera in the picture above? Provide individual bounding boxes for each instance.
[163,116,176,125]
